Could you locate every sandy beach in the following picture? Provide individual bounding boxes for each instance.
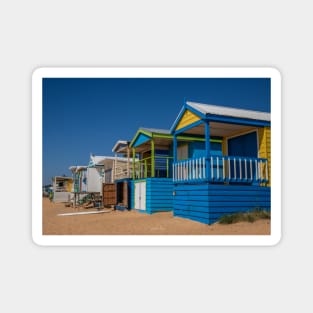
[42,197,270,235]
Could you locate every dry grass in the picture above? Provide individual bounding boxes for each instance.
[218,209,270,224]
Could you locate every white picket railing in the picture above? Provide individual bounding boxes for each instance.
[173,157,206,182]
[173,156,268,184]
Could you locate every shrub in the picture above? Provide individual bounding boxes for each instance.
[218,208,270,224]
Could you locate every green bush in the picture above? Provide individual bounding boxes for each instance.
[218,208,270,224]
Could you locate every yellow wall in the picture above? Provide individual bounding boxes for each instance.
[67,180,73,192]
[222,127,271,186]
[258,127,271,186]
[175,110,200,131]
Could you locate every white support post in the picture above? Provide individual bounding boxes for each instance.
[202,157,205,178]
[255,160,258,181]
[190,160,195,179]
[180,163,182,181]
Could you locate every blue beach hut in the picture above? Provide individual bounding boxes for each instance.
[129,127,174,213]
[171,102,271,224]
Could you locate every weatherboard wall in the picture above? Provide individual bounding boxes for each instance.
[173,183,271,224]
[131,178,173,214]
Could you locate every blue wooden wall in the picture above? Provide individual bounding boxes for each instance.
[131,178,173,214]
[187,141,222,158]
[173,183,270,224]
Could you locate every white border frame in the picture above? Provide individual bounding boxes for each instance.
[32,67,281,246]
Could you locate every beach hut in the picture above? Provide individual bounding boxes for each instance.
[112,140,132,181]
[86,155,107,193]
[52,176,73,202]
[108,140,133,210]
[129,127,174,213]
[69,165,89,205]
[69,165,88,193]
[88,154,130,207]
[171,101,271,224]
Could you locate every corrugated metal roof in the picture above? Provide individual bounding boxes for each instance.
[187,101,271,121]
[112,140,129,153]
[140,127,171,134]
[69,166,88,172]
[89,155,129,166]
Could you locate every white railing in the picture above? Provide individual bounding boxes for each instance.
[173,157,206,182]
[173,156,269,184]
[114,164,130,180]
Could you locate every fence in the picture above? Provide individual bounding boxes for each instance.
[173,155,268,184]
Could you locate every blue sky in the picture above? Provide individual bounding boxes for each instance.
[43,78,270,185]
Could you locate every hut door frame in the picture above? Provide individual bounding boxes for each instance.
[134,181,146,211]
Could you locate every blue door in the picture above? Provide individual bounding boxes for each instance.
[228,131,258,157]
[228,131,258,182]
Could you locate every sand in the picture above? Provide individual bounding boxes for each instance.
[42,197,270,235]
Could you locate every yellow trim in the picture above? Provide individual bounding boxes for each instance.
[175,110,201,131]
[258,127,271,186]
[224,127,271,186]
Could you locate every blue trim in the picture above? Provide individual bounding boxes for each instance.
[205,121,211,180]
[173,119,204,135]
[170,105,187,133]
[171,103,270,134]
[173,134,177,162]
[170,104,206,133]
[185,104,207,119]
[205,114,270,127]
[205,122,210,157]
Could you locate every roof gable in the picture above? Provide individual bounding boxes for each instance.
[131,132,151,148]
[175,109,201,131]
[129,127,171,148]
